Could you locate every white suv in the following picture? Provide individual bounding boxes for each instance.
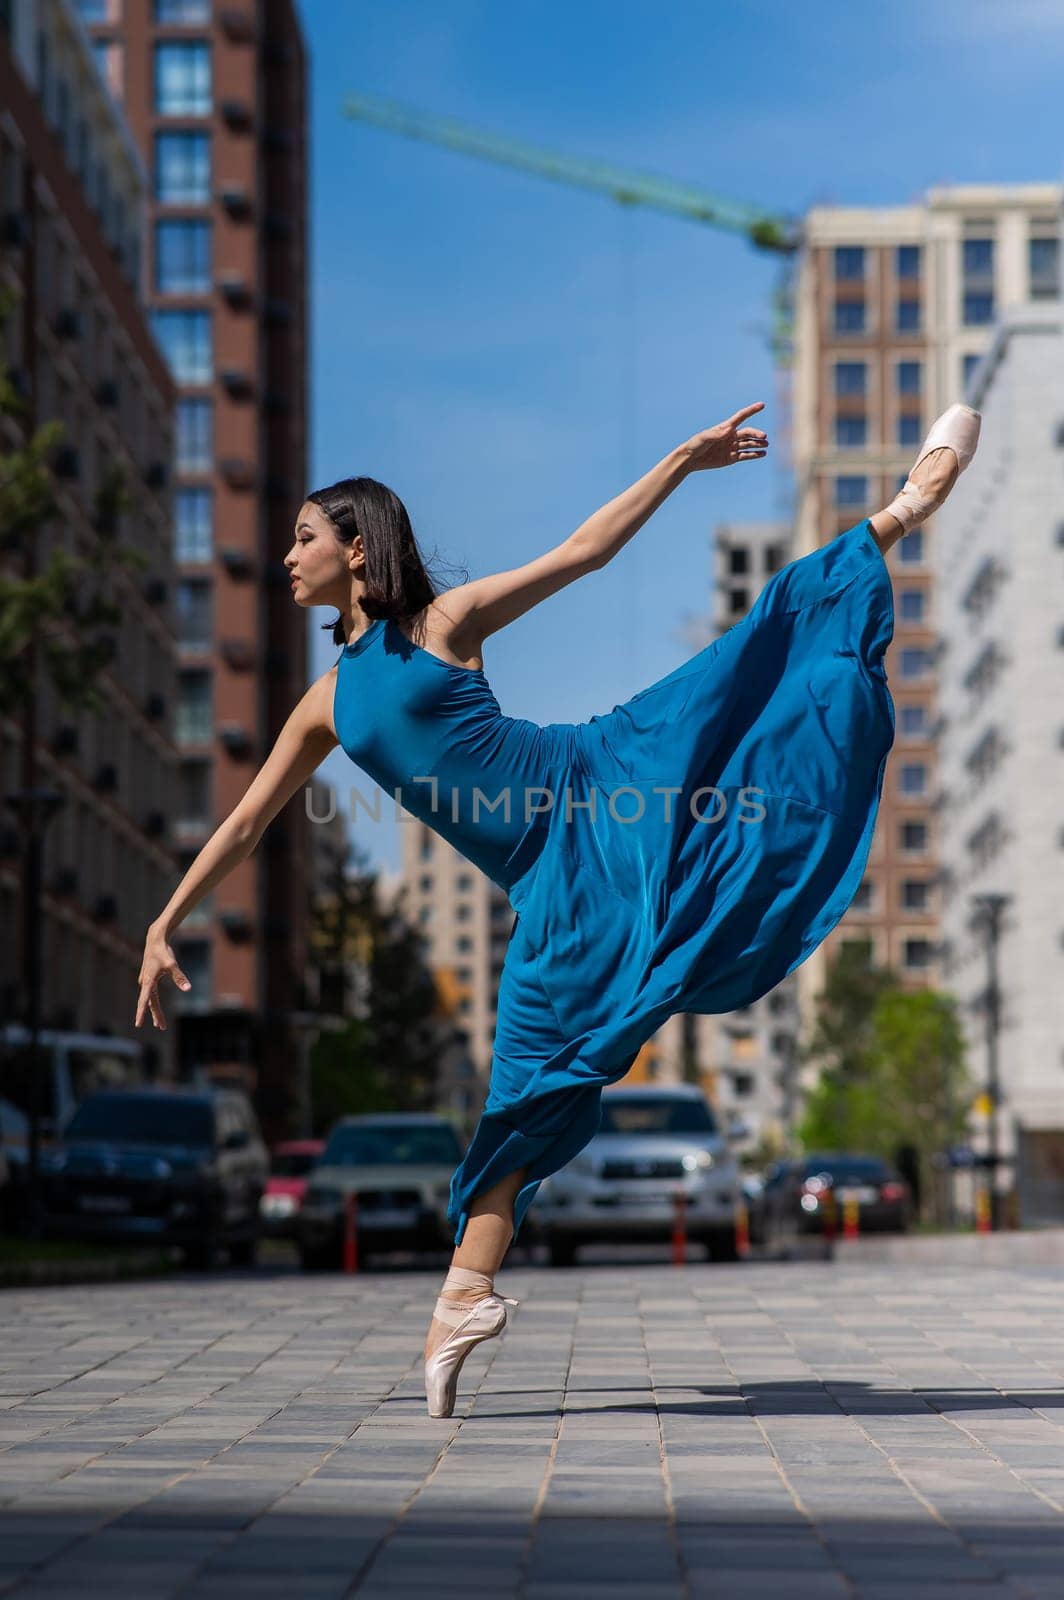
[530,1085,743,1266]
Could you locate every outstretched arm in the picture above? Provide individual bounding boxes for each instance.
[569,402,768,570]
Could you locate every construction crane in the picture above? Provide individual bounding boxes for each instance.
[341,91,802,366]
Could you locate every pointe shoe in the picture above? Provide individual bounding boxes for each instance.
[424,1291,520,1419]
[882,402,981,535]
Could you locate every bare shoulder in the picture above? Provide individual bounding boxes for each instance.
[403,593,486,673]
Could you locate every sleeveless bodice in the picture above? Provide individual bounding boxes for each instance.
[332,616,580,894]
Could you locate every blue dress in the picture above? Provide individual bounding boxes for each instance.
[332,516,895,1247]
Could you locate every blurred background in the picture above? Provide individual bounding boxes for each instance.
[1,0,1062,1271]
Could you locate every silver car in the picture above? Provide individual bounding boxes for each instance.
[298,1113,462,1269]
[529,1085,744,1266]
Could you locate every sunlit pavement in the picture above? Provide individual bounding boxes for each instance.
[3,1256,1064,1598]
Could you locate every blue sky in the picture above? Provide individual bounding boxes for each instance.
[297,0,1064,874]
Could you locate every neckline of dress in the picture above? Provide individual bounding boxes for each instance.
[342,616,487,678]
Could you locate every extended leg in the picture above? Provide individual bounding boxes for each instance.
[868,446,959,557]
[424,1163,529,1360]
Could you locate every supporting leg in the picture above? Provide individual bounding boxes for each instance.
[424,1164,529,1360]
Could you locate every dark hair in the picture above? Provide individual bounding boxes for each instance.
[306,476,466,647]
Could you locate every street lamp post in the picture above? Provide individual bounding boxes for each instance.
[969,892,1010,1231]
[5,786,66,1239]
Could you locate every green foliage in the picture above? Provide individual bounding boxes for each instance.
[0,287,147,716]
[307,834,445,1133]
[798,943,970,1221]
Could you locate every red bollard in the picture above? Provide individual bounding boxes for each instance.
[734,1199,750,1259]
[822,1189,837,1246]
[842,1194,860,1242]
[671,1189,687,1265]
[974,1186,992,1235]
[342,1191,359,1273]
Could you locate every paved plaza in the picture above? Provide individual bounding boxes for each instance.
[2,1258,1064,1598]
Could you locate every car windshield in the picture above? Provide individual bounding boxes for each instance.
[65,1095,214,1147]
[598,1097,718,1136]
[802,1156,891,1183]
[321,1126,462,1166]
[270,1151,319,1178]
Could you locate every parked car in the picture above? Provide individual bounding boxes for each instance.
[38,1087,268,1269]
[529,1085,745,1266]
[260,1139,324,1237]
[297,1114,463,1269]
[761,1152,911,1255]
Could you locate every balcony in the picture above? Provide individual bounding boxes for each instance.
[218,722,253,757]
[220,638,255,670]
[217,546,254,577]
[218,184,253,221]
[219,457,256,490]
[220,369,254,400]
[220,99,253,132]
[217,273,252,309]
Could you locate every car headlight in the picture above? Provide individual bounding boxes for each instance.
[260,1193,298,1218]
[682,1151,714,1172]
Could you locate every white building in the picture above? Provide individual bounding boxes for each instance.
[935,300,1064,1222]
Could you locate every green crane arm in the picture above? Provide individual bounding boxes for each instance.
[342,91,801,256]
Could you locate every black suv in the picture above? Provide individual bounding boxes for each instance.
[39,1087,268,1268]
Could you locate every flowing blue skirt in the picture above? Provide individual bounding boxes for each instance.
[448,518,895,1245]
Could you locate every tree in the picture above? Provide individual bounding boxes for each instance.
[798,943,970,1224]
[307,837,446,1132]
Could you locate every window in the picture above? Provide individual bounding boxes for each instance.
[155,219,211,293]
[154,131,210,203]
[833,300,865,334]
[150,309,211,382]
[900,762,927,796]
[834,361,866,396]
[175,486,212,561]
[899,589,925,624]
[963,237,994,280]
[896,298,920,333]
[154,0,210,19]
[900,646,930,679]
[903,938,932,970]
[852,879,874,911]
[900,704,928,738]
[902,880,930,912]
[729,1072,755,1097]
[727,548,748,576]
[91,38,122,97]
[418,874,432,892]
[1029,234,1060,299]
[178,760,211,826]
[900,820,928,853]
[835,475,868,509]
[729,589,748,615]
[833,246,865,280]
[963,291,994,326]
[896,244,921,279]
[962,352,982,390]
[76,0,110,17]
[835,416,867,448]
[177,669,212,743]
[154,41,210,116]
[898,529,924,565]
[896,360,921,395]
[176,578,212,646]
[176,398,212,473]
[897,414,922,447]
[763,544,784,574]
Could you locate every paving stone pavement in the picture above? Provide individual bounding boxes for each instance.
[2,1259,1064,1599]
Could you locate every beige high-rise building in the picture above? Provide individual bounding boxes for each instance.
[791,185,1061,1038]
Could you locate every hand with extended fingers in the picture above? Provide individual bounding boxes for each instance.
[135,923,191,1031]
[680,402,769,472]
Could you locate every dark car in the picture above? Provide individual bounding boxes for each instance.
[39,1087,268,1268]
[298,1114,463,1268]
[762,1152,911,1255]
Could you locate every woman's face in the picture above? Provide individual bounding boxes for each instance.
[284,501,363,608]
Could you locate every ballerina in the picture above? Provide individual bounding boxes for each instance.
[135,399,980,1419]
